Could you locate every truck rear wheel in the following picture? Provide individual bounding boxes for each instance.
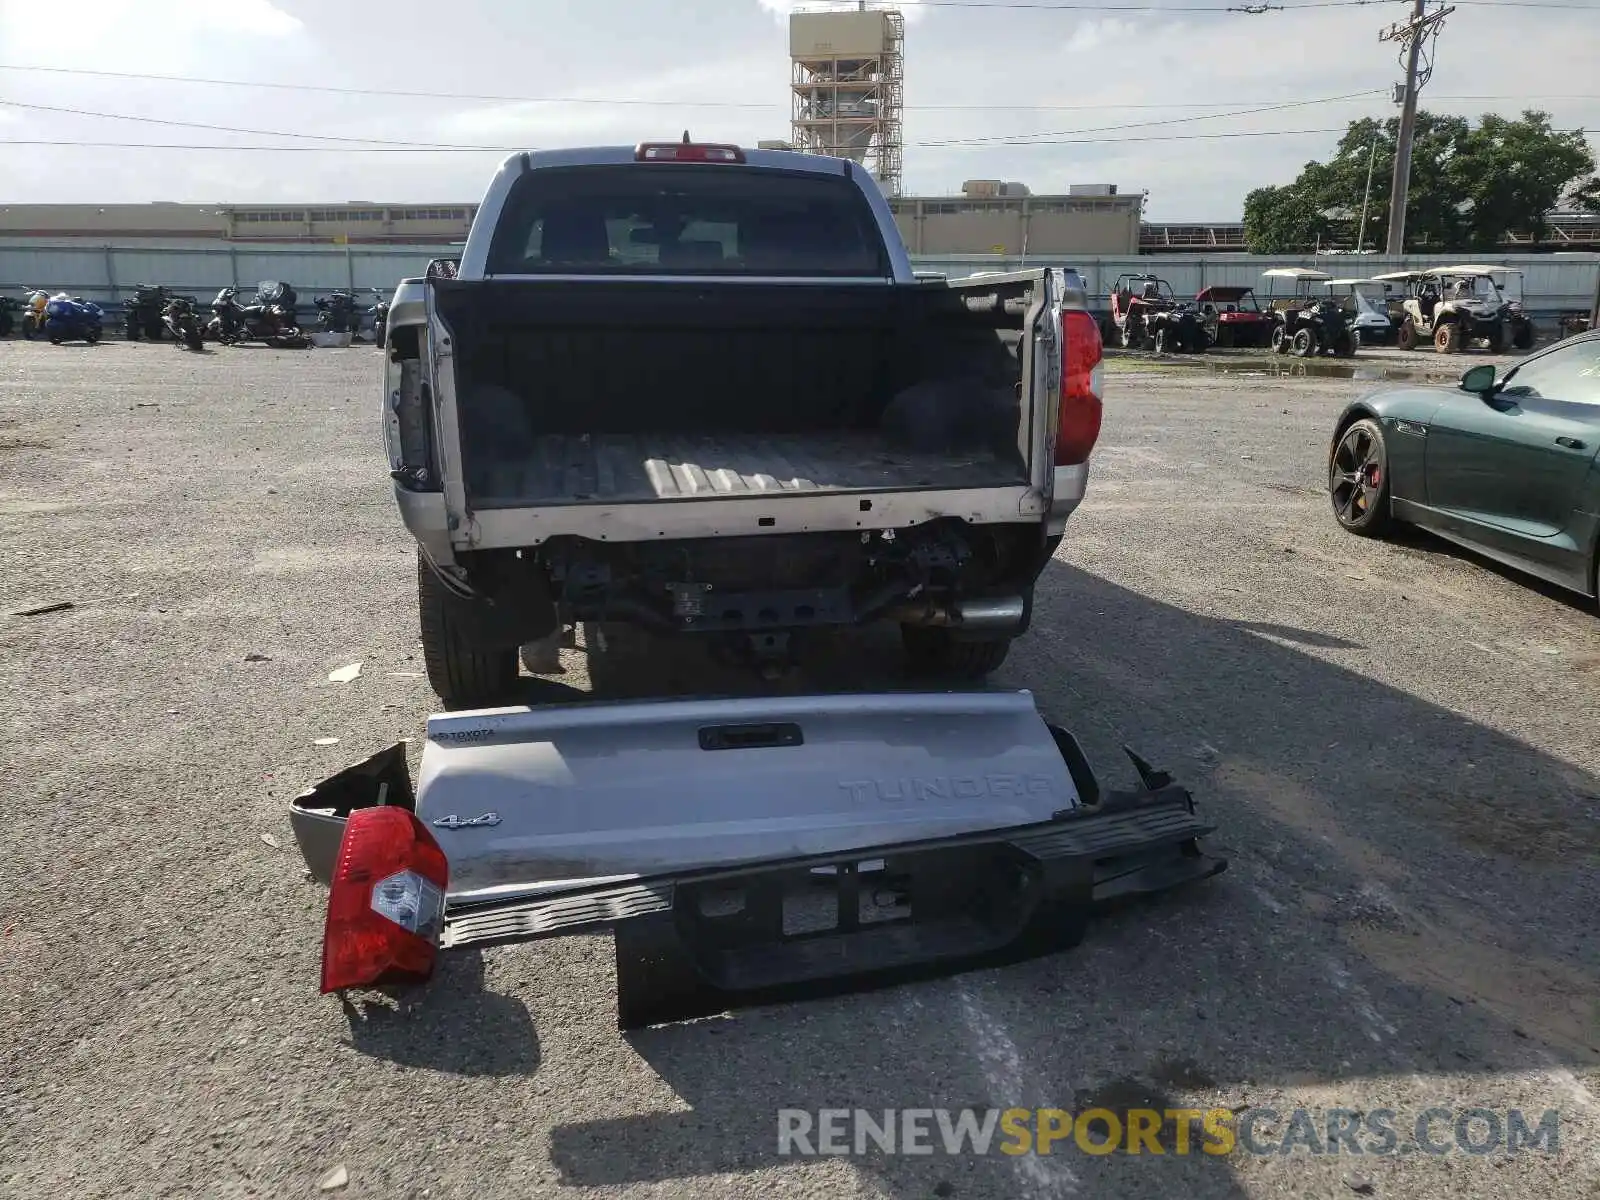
[900,625,1012,680]
[417,550,519,710]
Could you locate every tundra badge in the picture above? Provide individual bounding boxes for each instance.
[432,812,502,830]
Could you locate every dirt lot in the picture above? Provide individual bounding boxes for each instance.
[2,339,1597,1200]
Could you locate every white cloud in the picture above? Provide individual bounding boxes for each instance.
[1063,18,1136,55]
[431,60,786,149]
[215,0,303,36]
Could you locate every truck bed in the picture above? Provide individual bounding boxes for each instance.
[433,278,1042,513]
[470,431,1025,506]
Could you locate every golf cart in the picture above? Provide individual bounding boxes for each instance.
[1373,266,1526,353]
[1261,267,1356,358]
[1323,278,1395,346]
[1195,286,1272,349]
[1107,273,1205,353]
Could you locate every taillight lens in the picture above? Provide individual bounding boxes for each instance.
[320,806,448,993]
[1057,310,1104,466]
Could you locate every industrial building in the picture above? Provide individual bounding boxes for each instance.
[889,182,1143,256]
[0,202,478,245]
[0,184,1145,257]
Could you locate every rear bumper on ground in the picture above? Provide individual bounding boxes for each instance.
[290,691,1225,1028]
[443,788,1222,1028]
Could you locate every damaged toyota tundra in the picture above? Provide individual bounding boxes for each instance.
[291,140,1226,1029]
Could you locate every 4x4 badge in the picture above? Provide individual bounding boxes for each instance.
[432,812,502,830]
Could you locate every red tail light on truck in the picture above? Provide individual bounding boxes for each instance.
[635,142,745,164]
[1056,309,1104,466]
[320,805,449,993]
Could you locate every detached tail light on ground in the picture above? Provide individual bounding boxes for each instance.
[320,806,448,993]
[1057,310,1104,467]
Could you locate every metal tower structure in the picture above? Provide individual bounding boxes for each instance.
[789,7,905,197]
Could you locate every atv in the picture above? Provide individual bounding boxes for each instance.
[1373,266,1527,354]
[1261,267,1356,358]
[1106,274,1206,353]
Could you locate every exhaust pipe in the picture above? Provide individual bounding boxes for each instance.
[885,596,1026,630]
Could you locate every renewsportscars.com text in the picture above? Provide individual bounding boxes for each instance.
[777,1107,1562,1157]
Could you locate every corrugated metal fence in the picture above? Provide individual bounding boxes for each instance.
[2,242,1596,317]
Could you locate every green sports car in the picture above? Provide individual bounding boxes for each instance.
[1328,330,1600,599]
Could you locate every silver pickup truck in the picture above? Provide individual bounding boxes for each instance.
[383,139,1105,709]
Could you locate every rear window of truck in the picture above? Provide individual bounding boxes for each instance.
[484,164,889,277]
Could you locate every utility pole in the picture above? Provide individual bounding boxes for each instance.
[1380,0,1453,256]
[1356,139,1378,253]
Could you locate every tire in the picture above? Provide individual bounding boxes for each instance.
[1119,318,1138,349]
[1291,328,1315,358]
[901,625,1013,680]
[417,549,519,710]
[1271,324,1289,355]
[23,314,38,340]
[1513,320,1535,351]
[1396,318,1418,351]
[124,320,141,341]
[1153,327,1169,354]
[1486,324,1506,354]
[85,325,101,344]
[1329,417,1392,538]
[1434,322,1460,353]
[184,324,204,352]
[0,312,12,338]
[1333,331,1356,358]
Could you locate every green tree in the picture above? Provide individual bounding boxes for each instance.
[1447,111,1595,244]
[1242,110,1595,252]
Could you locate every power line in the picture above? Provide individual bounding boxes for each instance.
[0,98,508,149]
[3,126,1588,154]
[0,129,1349,153]
[1,63,1595,112]
[915,89,1386,146]
[807,0,1403,7]
[0,88,1387,154]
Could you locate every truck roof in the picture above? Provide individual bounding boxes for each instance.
[501,145,858,178]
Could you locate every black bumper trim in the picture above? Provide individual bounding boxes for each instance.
[438,789,1225,1028]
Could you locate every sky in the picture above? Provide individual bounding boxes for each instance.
[0,0,1596,221]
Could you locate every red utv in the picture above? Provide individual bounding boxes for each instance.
[1106,274,1205,353]
[1195,286,1272,349]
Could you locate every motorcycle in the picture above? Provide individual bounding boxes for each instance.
[20,288,50,339]
[0,295,20,338]
[314,290,357,334]
[123,285,172,341]
[367,290,389,346]
[162,294,206,351]
[43,294,104,344]
[208,280,307,348]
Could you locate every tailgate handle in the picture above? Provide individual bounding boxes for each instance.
[698,722,804,751]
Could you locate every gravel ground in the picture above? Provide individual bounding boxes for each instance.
[1,338,1597,1200]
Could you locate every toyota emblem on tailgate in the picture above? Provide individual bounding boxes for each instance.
[432,812,502,830]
